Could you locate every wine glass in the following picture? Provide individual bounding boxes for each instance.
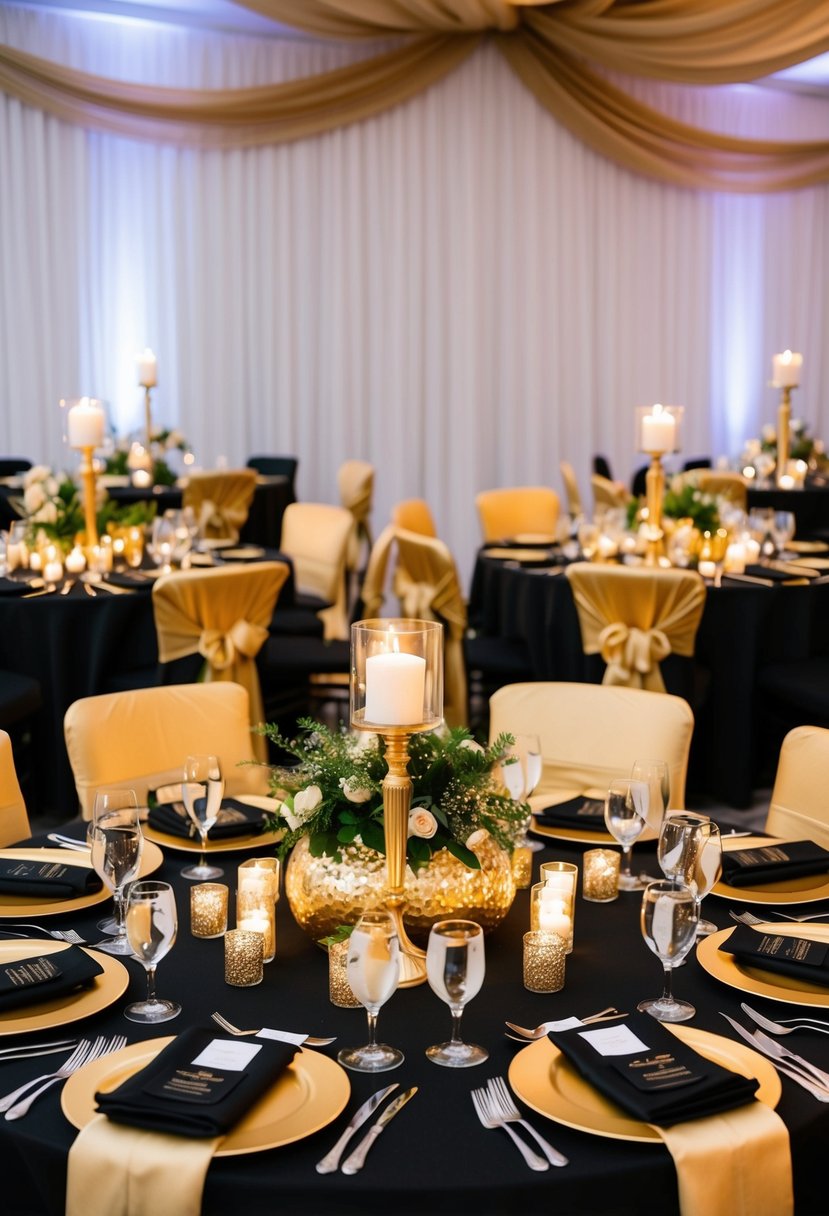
[181,754,225,880]
[630,759,669,882]
[148,514,177,573]
[657,811,710,881]
[425,919,487,1067]
[502,734,544,855]
[88,789,143,955]
[337,911,402,1072]
[771,511,796,558]
[124,880,181,1023]
[604,777,650,890]
[659,813,722,937]
[690,821,722,937]
[638,880,698,1022]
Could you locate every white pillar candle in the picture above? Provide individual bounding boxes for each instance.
[137,347,158,388]
[65,546,86,574]
[698,560,716,579]
[771,350,802,388]
[640,403,676,453]
[778,474,795,490]
[365,649,426,725]
[44,557,63,583]
[131,469,152,488]
[724,543,746,574]
[28,550,42,572]
[537,894,571,941]
[67,397,105,448]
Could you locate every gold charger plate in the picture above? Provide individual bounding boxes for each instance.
[62,1039,350,1155]
[219,547,266,561]
[0,842,164,919]
[143,795,282,856]
[697,923,829,1009]
[508,1025,780,1143]
[0,941,129,1036]
[529,791,657,846]
[789,540,829,555]
[711,835,829,905]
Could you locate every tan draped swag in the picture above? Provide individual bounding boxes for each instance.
[565,562,706,693]
[182,469,258,542]
[1,2,829,190]
[152,562,290,760]
[392,527,469,726]
[338,460,375,573]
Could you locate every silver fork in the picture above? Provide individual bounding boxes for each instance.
[0,924,86,944]
[740,1005,829,1035]
[486,1077,568,1166]
[3,1034,126,1120]
[470,1087,548,1170]
[505,1007,626,1040]
[730,908,829,926]
[210,1012,336,1047]
[0,1038,98,1115]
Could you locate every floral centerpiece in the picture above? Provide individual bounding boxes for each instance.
[13,464,156,553]
[105,427,189,487]
[263,719,526,942]
[626,472,720,535]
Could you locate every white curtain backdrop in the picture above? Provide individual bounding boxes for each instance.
[1,4,828,584]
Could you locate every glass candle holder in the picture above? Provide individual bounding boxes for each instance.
[237,899,276,963]
[190,882,228,937]
[532,862,578,953]
[350,618,444,729]
[224,929,264,987]
[583,849,621,903]
[328,938,362,1008]
[511,844,533,890]
[523,930,566,993]
[238,857,280,904]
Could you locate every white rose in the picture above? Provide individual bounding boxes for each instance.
[407,809,438,840]
[458,738,484,755]
[283,784,322,831]
[465,829,488,850]
[32,501,57,525]
[339,776,371,804]
[25,464,52,486]
[23,484,46,514]
[762,424,777,443]
[353,731,378,752]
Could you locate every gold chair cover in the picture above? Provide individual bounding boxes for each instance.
[559,461,584,519]
[392,527,468,727]
[391,498,438,537]
[765,725,829,848]
[566,563,706,693]
[64,683,270,819]
[182,469,257,541]
[696,470,749,509]
[153,563,289,761]
[475,486,559,543]
[0,728,29,846]
[280,501,354,640]
[338,459,375,572]
[590,473,630,512]
[489,682,694,806]
[360,524,396,618]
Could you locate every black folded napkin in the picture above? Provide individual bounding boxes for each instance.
[147,794,265,840]
[0,856,102,899]
[534,796,607,831]
[95,1026,298,1137]
[103,571,152,590]
[742,564,805,584]
[720,840,829,888]
[0,577,30,596]
[0,945,104,1012]
[720,924,829,988]
[547,1010,758,1126]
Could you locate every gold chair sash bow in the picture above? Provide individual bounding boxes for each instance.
[197,620,270,670]
[183,470,257,542]
[597,623,672,692]
[338,460,375,572]
[195,496,250,540]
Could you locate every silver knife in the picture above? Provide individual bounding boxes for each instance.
[341,1086,418,1174]
[315,1084,399,1173]
[720,1014,829,1100]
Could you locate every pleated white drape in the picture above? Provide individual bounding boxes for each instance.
[1,4,828,583]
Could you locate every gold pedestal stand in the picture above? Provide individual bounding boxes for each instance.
[143,385,154,452]
[776,386,792,487]
[643,452,666,567]
[378,727,427,987]
[77,444,99,548]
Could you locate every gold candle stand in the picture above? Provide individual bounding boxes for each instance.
[643,451,665,567]
[77,444,99,548]
[378,726,427,987]
[143,385,154,452]
[776,385,792,487]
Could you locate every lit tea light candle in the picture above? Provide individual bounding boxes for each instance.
[698,560,716,579]
[132,469,152,489]
[43,546,63,583]
[640,403,676,453]
[65,545,86,574]
[778,474,795,490]
[28,550,42,572]
[583,849,621,902]
[724,543,746,575]
[191,882,228,938]
[364,638,426,725]
[224,929,263,987]
[237,911,275,963]
[523,930,566,993]
[771,350,802,388]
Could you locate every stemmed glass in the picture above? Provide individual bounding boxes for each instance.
[425,919,487,1067]
[337,911,402,1073]
[604,777,650,890]
[638,880,699,1023]
[88,789,143,955]
[502,734,544,853]
[147,514,177,573]
[181,754,225,880]
[690,821,722,937]
[124,880,181,1023]
[771,511,796,558]
[630,759,669,882]
[659,813,722,937]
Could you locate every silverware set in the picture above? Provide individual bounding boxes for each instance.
[316,1083,418,1174]
[471,1077,565,1171]
[720,1013,829,1101]
[0,923,86,944]
[729,908,829,926]
[210,1011,336,1047]
[739,1003,829,1037]
[504,1006,626,1042]
[0,1039,79,1063]
[0,1034,127,1119]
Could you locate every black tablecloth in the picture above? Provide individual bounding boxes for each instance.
[0,826,826,1215]
[747,483,829,541]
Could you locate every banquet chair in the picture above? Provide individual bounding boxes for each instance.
[280,501,354,641]
[391,498,438,537]
[489,682,694,807]
[592,455,613,481]
[64,683,269,821]
[475,486,560,544]
[591,474,630,514]
[696,470,748,510]
[183,469,257,542]
[152,562,290,761]
[565,563,706,698]
[764,726,829,849]
[0,729,29,846]
[338,459,374,580]
[246,454,299,497]
[559,462,585,520]
[0,458,32,476]
[0,670,41,815]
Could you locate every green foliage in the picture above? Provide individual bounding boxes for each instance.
[662,481,720,533]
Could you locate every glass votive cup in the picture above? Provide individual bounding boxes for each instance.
[523,930,566,993]
[583,849,621,903]
[328,938,362,1008]
[511,844,533,890]
[224,929,264,987]
[190,882,228,938]
[532,861,578,953]
[238,857,280,904]
[237,898,276,963]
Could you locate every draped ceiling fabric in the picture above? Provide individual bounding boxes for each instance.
[1,1,829,188]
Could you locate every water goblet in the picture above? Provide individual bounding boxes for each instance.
[124,880,181,1023]
[771,511,796,558]
[181,754,225,880]
[689,821,722,937]
[657,811,710,882]
[148,514,177,573]
[604,777,650,890]
[337,911,402,1073]
[425,919,487,1067]
[503,734,544,855]
[638,880,699,1022]
[630,759,669,881]
[89,789,143,955]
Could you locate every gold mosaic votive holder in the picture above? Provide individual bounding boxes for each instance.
[511,844,533,890]
[190,882,228,938]
[583,849,621,903]
[523,930,566,993]
[328,938,362,1009]
[531,861,577,954]
[224,929,264,987]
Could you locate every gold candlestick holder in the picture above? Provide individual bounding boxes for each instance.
[77,444,99,548]
[142,385,154,453]
[643,450,666,567]
[636,405,684,568]
[776,385,792,487]
[351,618,444,989]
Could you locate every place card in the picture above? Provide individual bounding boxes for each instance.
[578,1023,650,1057]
